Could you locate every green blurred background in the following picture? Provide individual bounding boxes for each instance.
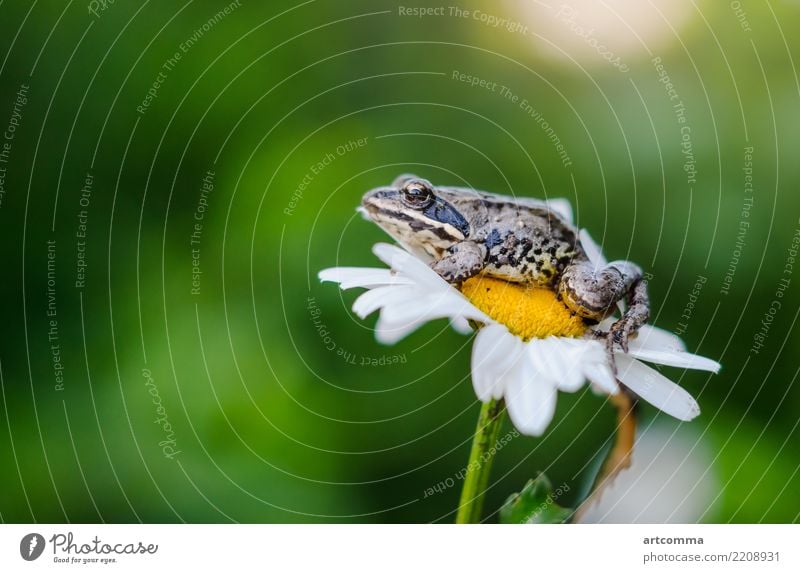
[0,0,798,523]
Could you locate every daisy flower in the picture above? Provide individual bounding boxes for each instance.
[319,234,720,437]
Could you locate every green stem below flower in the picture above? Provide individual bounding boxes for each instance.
[456,398,506,524]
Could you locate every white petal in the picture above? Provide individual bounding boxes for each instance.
[471,325,519,402]
[504,352,558,436]
[528,338,584,392]
[630,324,687,353]
[615,355,700,421]
[351,285,416,318]
[585,363,619,395]
[568,340,619,394]
[372,243,443,290]
[380,291,489,326]
[371,242,410,267]
[318,267,413,289]
[567,339,609,392]
[374,313,428,345]
[625,347,721,373]
[544,198,574,224]
[579,228,608,269]
[450,316,474,335]
[556,338,620,394]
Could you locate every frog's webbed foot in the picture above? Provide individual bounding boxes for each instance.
[592,328,623,374]
[608,278,649,353]
[604,282,649,373]
[605,315,638,375]
[558,259,650,373]
[430,241,487,284]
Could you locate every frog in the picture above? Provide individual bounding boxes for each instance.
[360,174,650,365]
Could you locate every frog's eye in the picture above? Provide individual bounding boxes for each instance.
[401,181,434,209]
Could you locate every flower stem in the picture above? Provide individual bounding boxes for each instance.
[456,398,506,524]
[573,390,637,522]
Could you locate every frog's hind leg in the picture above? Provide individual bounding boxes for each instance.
[557,259,650,370]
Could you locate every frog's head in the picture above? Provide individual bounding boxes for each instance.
[361,174,473,260]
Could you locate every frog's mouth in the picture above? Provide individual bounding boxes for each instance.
[357,203,440,262]
[361,194,468,238]
[356,205,371,221]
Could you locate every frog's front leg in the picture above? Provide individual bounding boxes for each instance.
[431,241,487,284]
[557,259,650,363]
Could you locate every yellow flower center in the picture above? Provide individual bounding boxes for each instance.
[460,276,588,341]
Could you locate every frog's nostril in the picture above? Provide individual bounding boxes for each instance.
[361,190,378,206]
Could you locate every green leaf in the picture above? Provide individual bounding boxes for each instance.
[500,474,573,524]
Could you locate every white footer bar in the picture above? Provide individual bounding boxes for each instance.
[1,524,797,572]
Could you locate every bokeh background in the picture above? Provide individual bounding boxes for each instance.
[0,0,798,523]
